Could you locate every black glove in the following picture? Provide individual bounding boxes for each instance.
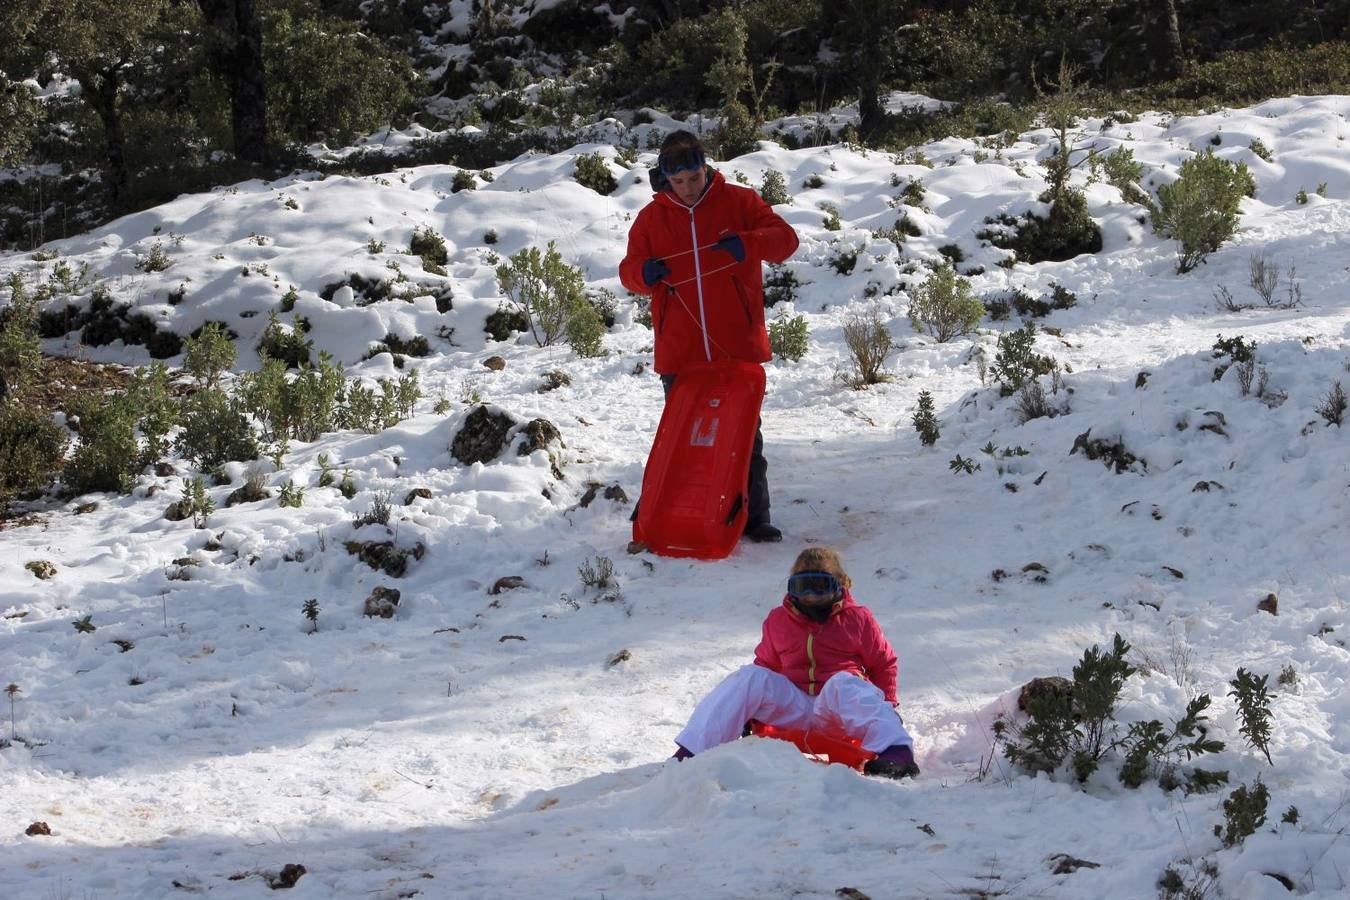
[642,258,671,286]
[713,234,745,262]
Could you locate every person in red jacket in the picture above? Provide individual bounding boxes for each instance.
[619,130,799,543]
[671,547,919,779]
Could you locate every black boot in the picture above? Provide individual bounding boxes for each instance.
[743,521,782,543]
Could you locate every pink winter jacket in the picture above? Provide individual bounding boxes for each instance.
[753,589,899,703]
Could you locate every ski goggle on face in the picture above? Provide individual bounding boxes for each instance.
[658,147,705,177]
[787,570,841,600]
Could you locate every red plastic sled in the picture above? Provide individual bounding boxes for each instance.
[633,359,765,559]
[750,721,877,771]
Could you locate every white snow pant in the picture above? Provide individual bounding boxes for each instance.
[675,665,913,755]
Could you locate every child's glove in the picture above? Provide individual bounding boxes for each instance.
[712,234,745,262]
[642,258,671,286]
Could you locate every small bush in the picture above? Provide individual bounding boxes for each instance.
[257,312,314,369]
[0,402,67,509]
[1004,634,1134,783]
[1211,334,1256,381]
[991,323,1057,396]
[1217,779,1269,848]
[908,264,984,343]
[912,391,939,445]
[0,274,42,400]
[983,188,1103,264]
[65,392,141,495]
[484,305,529,341]
[183,322,236,389]
[484,229,498,244]
[354,491,393,528]
[763,265,799,307]
[768,313,808,362]
[819,202,842,231]
[134,242,172,273]
[410,226,449,275]
[278,480,305,508]
[573,152,617,195]
[451,170,477,193]
[759,169,790,206]
[565,300,607,358]
[901,179,926,207]
[841,311,894,387]
[1316,381,1346,426]
[1153,150,1253,273]
[128,363,179,464]
[1248,138,1272,162]
[827,242,857,274]
[1229,668,1274,765]
[803,173,825,189]
[1099,147,1148,205]
[1118,694,1226,790]
[176,388,259,471]
[495,241,588,349]
[177,477,215,529]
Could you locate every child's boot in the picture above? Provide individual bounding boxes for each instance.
[864,744,919,780]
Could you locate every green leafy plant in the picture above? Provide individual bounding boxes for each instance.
[573,152,617,195]
[1211,334,1256,381]
[990,323,1057,396]
[948,454,980,474]
[339,469,357,499]
[1229,668,1274,765]
[763,265,799,307]
[908,264,984,342]
[818,202,842,231]
[495,241,589,350]
[257,311,314,368]
[176,388,259,471]
[768,313,808,362]
[1153,150,1254,273]
[179,476,216,528]
[317,453,336,487]
[452,170,477,193]
[912,391,939,446]
[303,598,320,633]
[0,272,41,400]
[65,392,141,495]
[1118,694,1226,791]
[0,402,67,512]
[278,479,305,508]
[353,491,393,528]
[1217,779,1269,847]
[134,241,171,273]
[1004,634,1135,783]
[183,322,236,389]
[72,615,96,634]
[410,226,448,275]
[1099,146,1148,205]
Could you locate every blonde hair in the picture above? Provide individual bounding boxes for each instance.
[789,547,852,589]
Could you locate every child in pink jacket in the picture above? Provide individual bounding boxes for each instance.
[673,547,918,779]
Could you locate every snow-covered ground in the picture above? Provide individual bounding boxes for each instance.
[2,95,1349,899]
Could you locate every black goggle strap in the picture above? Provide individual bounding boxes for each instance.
[787,571,840,598]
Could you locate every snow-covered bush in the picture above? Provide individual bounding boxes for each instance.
[409,226,448,275]
[573,152,617,196]
[257,312,314,369]
[907,264,984,343]
[759,169,789,206]
[990,323,1056,396]
[841,310,894,387]
[1153,150,1255,273]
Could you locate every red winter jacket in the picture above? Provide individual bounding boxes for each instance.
[753,589,899,703]
[619,169,799,374]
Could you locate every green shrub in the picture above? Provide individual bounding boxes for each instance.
[764,264,799,307]
[134,242,171,273]
[984,188,1103,264]
[183,321,236,388]
[176,388,259,471]
[573,152,617,195]
[1229,668,1275,765]
[1118,695,1226,791]
[1099,147,1148,205]
[264,7,419,146]
[564,299,607,358]
[990,323,1057,396]
[759,169,789,206]
[410,226,448,275]
[1004,634,1134,783]
[0,402,67,509]
[278,479,305,508]
[0,273,41,400]
[912,390,939,446]
[1217,780,1269,848]
[65,393,141,494]
[127,363,179,464]
[768,313,808,362]
[1248,139,1272,162]
[257,311,314,368]
[495,241,589,349]
[343,371,421,433]
[452,170,477,193]
[908,265,984,343]
[1153,150,1253,273]
[818,201,842,230]
[712,100,760,160]
[484,305,529,341]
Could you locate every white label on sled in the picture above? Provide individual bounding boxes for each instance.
[690,416,719,447]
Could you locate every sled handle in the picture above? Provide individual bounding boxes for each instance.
[724,493,744,526]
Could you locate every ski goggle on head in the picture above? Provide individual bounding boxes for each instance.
[787,570,841,600]
[658,146,705,177]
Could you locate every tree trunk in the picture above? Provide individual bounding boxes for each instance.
[1145,0,1185,80]
[82,68,130,205]
[196,0,269,164]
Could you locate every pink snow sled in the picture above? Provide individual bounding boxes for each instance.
[748,720,877,771]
